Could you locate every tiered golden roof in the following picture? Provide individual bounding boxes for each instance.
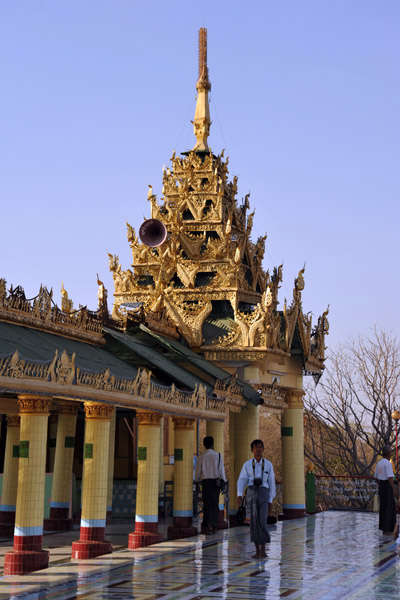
[109,28,329,377]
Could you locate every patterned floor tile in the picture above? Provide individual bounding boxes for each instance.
[0,512,400,599]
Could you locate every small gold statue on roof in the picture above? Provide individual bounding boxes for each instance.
[61,282,74,313]
[96,274,108,312]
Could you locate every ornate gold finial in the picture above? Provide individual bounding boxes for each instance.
[295,266,305,292]
[96,273,108,312]
[193,27,211,151]
[197,28,211,91]
[61,282,74,313]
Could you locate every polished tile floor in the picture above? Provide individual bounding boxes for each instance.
[0,511,399,599]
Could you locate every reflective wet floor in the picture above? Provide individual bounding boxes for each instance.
[0,511,400,599]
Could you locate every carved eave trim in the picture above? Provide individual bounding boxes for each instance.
[256,382,287,410]
[297,311,308,353]
[226,396,246,413]
[0,351,226,420]
[0,376,225,421]
[214,376,243,399]
[282,303,300,352]
[143,315,180,339]
[0,310,105,345]
[304,357,325,375]
[203,349,267,361]
[260,397,288,411]
[213,389,242,400]
[203,347,289,364]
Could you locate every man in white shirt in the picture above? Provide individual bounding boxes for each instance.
[194,436,226,534]
[374,445,397,535]
[237,439,276,558]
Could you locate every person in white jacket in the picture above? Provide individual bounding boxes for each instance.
[237,439,276,558]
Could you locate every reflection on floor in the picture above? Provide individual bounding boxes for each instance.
[0,511,399,599]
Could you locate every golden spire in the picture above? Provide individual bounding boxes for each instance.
[193,27,211,151]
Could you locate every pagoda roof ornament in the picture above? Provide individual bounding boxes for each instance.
[193,27,211,151]
[107,29,328,377]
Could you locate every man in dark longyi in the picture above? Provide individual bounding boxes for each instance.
[195,436,226,534]
[237,439,276,558]
[374,445,397,535]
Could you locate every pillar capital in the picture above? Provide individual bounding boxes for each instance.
[83,402,114,420]
[172,417,195,430]
[57,401,80,415]
[284,389,304,409]
[17,395,51,415]
[136,411,162,427]
[6,415,20,427]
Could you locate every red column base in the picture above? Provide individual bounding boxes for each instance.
[43,517,73,531]
[128,521,163,549]
[71,540,112,559]
[279,508,307,520]
[4,550,49,575]
[128,531,163,549]
[167,516,197,540]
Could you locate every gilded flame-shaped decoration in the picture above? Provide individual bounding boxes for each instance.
[107,29,328,377]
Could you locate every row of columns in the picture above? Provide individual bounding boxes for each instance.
[0,415,20,536]
[0,389,306,574]
[1,396,116,573]
[44,402,79,531]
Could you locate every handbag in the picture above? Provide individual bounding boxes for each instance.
[216,453,226,493]
[236,496,246,525]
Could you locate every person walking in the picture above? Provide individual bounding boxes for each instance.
[195,436,226,534]
[374,445,397,536]
[237,439,276,558]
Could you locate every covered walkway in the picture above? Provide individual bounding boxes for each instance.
[0,511,399,599]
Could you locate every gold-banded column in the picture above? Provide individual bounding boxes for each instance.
[128,411,163,549]
[281,390,306,518]
[232,403,259,524]
[167,417,197,540]
[206,419,227,529]
[159,416,164,495]
[44,402,79,531]
[71,402,113,560]
[106,407,116,522]
[0,415,20,536]
[4,395,50,575]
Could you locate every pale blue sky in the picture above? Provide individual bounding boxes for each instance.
[1,1,399,350]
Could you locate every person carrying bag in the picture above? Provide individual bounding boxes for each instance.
[237,439,276,559]
[194,436,226,535]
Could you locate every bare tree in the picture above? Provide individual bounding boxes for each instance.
[304,328,400,507]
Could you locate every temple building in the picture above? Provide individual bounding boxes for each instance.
[0,28,328,574]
